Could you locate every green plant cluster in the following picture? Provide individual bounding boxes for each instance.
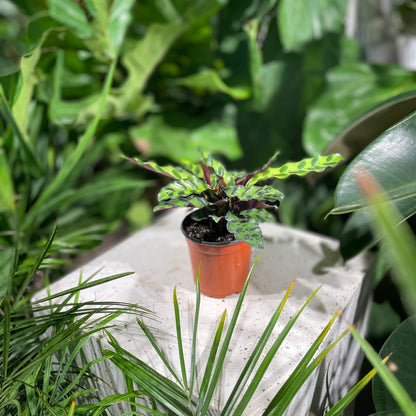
[130,151,342,248]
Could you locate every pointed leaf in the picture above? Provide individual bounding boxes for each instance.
[157,179,210,202]
[240,208,276,224]
[331,110,416,216]
[128,157,196,181]
[225,185,283,202]
[247,154,343,186]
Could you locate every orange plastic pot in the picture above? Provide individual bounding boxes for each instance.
[181,213,252,298]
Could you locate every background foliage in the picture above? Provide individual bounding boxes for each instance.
[1,0,416,414]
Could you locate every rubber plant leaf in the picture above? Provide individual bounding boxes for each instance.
[330,109,416,216]
[246,154,343,186]
[373,315,416,414]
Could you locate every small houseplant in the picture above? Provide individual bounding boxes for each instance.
[129,151,343,297]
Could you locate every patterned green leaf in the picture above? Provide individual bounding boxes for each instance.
[225,185,283,202]
[128,157,196,181]
[154,196,209,211]
[225,212,263,248]
[200,152,235,186]
[241,209,276,224]
[246,154,343,186]
[158,178,210,202]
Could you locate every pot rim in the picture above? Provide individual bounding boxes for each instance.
[181,210,243,247]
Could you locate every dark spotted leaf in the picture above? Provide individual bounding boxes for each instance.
[225,212,264,248]
[158,179,210,202]
[225,185,283,202]
[128,157,196,181]
[246,154,343,185]
[241,209,276,223]
[154,196,209,211]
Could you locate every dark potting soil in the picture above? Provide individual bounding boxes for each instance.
[184,219,235,244]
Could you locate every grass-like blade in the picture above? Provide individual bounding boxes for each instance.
[1,297,11,380]
[324,356,390,416]
[26,57,117,220]
[349,325,416,416]
[0,85,43,175]
[103,350,191,415]
[263,310,342,415]
[13,224,58,307]
[198,258,259,415]
[231,285,321,415]
[221,280,295,415]
[196,310,227,415]
[189,271,201,398]
[173,287,188,391]
[136,318,183,386]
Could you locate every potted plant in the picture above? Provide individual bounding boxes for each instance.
[129,151,343,297]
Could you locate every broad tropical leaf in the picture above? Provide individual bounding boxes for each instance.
[373,315,416,414]
[330,110,416,216]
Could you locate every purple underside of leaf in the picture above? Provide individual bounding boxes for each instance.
[234,200,279,211]
[199,161,212,186]
[236,153,279,185]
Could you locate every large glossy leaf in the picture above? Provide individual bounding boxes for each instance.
[331,110,416,217]
[323,91,416,161]
[303,63,416,156]
[278,0,348,52]
[373,315,416,413]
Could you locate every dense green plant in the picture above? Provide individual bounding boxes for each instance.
[0,225,148,415]
[129,152,342,248]
[103,260,378,416]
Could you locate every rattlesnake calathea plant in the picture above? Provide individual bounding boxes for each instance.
[128,151,343,248]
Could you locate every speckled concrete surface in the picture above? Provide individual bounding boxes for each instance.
[34,209,373,415]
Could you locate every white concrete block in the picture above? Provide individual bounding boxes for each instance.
[35,209,373,415]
